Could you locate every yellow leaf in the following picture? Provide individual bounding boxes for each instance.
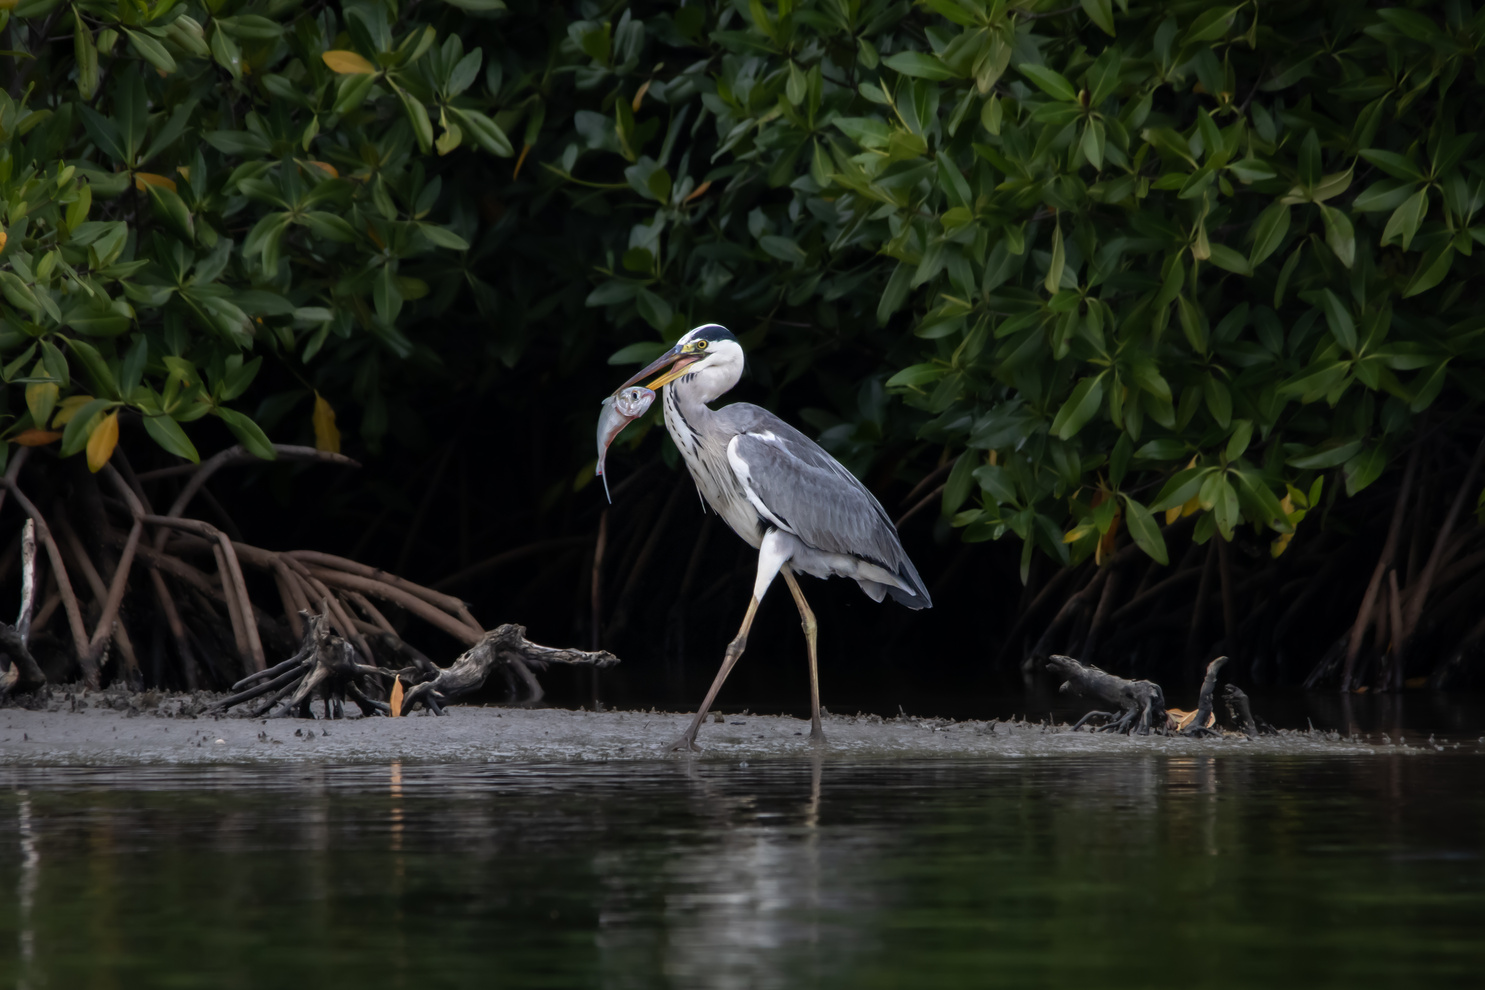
[51,394,96,428]
[389,677,404,717]
[309,161,339,178]
[1062,524,1095,544]
[631,79,651,111]
[512,143,532,180]
[685,180,712,202]
[0,230,7,255]
[322,49,377,74]
[313,392,341,453]
[13,429,62,447]
[134,171,178,192]
[1164,505,1181,526]
[1167,707,1215,732]
[1271,530,1293,558]
[177,165,191,181]
[87,410,119,473]
[1180,494,1201,518]
[25,381,58,429]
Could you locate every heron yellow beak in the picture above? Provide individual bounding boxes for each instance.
[613,344,700,395]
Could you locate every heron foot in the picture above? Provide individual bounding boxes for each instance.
[668,733,702,753]
[809,727,826,745]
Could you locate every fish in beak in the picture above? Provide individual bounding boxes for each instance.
[595,386,656,503]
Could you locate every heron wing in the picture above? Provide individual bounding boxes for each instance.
[717,404,929,605]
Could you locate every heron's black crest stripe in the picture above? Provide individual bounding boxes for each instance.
[689,324,736,344]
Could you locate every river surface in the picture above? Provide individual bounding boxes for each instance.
[2,746,1483,989]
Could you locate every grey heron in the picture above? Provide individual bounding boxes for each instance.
[611,324,931,751]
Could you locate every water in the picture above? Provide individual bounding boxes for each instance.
[1,753,1482,988]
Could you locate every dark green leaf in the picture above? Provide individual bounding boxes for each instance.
[142,414,200,463]
[883,51,956,81]
[215,408,277,460]
[1120,494,1168,564]
[1051,373,1106,440]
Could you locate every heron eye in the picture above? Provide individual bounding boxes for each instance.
[696,340,708,351]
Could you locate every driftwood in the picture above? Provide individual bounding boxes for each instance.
[1221,685,1275,738]
[398,625,619,715]
[1046,654,1167,735]
[211,610,618,718]
[1171,656,1228,735]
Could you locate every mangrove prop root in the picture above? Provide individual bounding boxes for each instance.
[1046,654,1168,735]
[211,611,391,718]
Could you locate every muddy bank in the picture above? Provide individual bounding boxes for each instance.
[0,687,1438,765]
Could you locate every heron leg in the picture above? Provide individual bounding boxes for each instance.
[780,567,823,743]
[670,530,792,752]
[669,596,760,752]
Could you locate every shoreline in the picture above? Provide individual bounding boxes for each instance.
[0,689,1444,765]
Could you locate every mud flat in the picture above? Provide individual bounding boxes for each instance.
[0,688,1407,765]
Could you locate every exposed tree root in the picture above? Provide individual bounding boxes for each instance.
[1221,685,1276,738]
[210,611,618,718]
[397,624,620,715]
[1050,651,1279,738]
[1169,656,1228,736]
[211,611,392,718]
[1046,654,1167,735]
[0,443,620,711]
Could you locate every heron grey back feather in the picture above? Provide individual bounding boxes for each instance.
[717,404,932,608]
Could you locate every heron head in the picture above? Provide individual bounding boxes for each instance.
[614,324,742,395]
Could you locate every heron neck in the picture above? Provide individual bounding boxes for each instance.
[666,376,720,433]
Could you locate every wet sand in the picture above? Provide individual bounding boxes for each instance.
[0,689,1392,764]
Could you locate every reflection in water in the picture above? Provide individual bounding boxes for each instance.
[0,754,1483,989]
[15,791,36,990]
[594,756,843,989]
